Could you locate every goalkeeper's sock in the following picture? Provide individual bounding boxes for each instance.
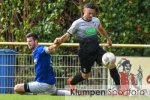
[57,90,71,96]
[109,67,120,88]
[71,73,85,85]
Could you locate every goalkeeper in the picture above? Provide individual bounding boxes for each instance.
[14,33,70,95]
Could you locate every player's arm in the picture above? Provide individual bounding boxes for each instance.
[98,25,112,47]
[54,32,71,46]
[43,32,71,54]
[43,44,57,53]
[54,20,77,47]
[48,44,58,53]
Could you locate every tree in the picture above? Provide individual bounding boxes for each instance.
[0,0,149,56]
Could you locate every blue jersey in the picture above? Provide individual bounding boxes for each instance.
[32,45,56,85]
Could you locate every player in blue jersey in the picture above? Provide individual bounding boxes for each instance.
[54,3,120,91]
[14,33,70,95]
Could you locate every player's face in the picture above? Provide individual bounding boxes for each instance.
[83,8,95,21]
[26,37,37,50]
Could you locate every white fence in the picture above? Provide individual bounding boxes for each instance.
[0,54,107,94]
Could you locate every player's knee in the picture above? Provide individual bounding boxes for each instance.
[14,84,25,94]
[81,73,89,80]
[14,84,20,92]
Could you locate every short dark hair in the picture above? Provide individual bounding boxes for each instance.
[26,33,38,40]
[84,3,95,9]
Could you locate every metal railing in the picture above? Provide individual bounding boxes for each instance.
[0,42,150,48]
[0,54,107,93]
[0,42,150,93]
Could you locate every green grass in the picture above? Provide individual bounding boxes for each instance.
[0,94,149,100]
[0,94,65,100]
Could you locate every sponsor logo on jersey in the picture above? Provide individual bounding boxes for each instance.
[85,28,96,36]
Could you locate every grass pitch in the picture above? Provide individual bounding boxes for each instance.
[0,94,149,100]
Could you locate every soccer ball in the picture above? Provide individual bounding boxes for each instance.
[102,52,116,68]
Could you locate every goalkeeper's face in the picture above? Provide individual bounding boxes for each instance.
[27,37,38,50]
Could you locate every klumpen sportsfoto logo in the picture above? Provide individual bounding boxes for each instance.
[67,85,150,96]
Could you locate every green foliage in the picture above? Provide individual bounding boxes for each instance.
[32,0,66,42]
[96,0,150,56]
[0,0,149,56]
[0,0,65,42]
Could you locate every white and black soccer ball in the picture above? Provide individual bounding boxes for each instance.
[102,52,116,68]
